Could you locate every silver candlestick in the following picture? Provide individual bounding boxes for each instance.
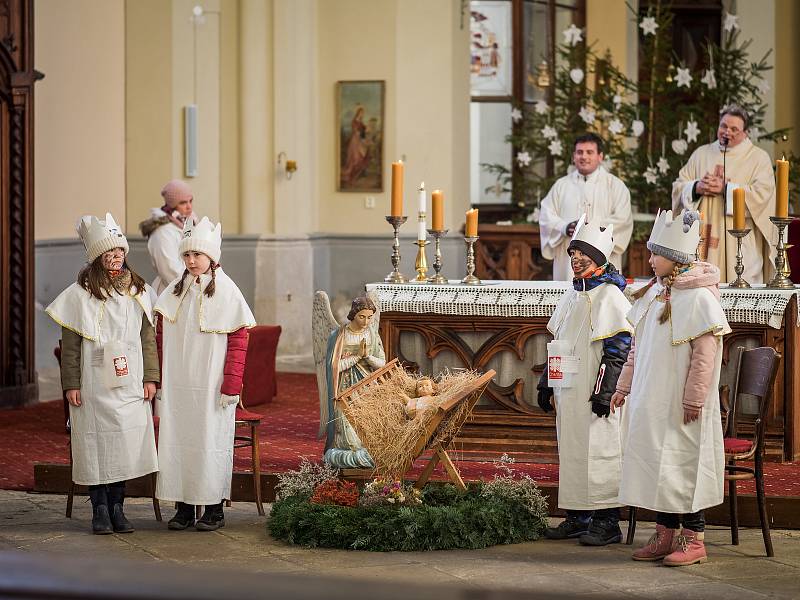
[766,216,795,289]
[427,229,449,284]
[384,215,408,284]
[461,235,481,285]
[727,228,751,289]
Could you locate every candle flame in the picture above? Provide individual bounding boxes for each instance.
[419,182,425,190]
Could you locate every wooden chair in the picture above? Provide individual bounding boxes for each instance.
[722,346,780,557]
[228,401,265,516]
[55,344,161,521]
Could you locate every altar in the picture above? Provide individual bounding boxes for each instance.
[366,281,800,462]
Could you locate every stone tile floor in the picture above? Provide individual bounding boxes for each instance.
[1,490,798,599]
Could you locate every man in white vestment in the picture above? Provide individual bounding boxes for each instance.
[672,104,776,283]
[539,133,633,281]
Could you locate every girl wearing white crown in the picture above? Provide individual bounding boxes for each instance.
[46,213,159,535]
[155,217,255,531]
[611,209,730,566]
[537,215,632,546]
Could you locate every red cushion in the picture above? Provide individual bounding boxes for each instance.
[241,325,282,407]
[724,437,753,454]
[236,407,263,422]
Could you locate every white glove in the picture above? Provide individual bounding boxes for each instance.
[220,393,239,408]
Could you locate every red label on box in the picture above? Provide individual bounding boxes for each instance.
[113,356,129,377]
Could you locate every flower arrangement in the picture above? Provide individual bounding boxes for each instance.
[310,479,359,507]
[359,478,423,508]
[480,454,549,521]
[274,457,339,501]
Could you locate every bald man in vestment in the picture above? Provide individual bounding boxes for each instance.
[672,105,776,283]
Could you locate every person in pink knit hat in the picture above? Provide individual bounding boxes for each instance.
[139,179,198,294]
[611,209,730,567]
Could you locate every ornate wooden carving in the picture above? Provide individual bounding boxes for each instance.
[0,0,38,408]
[473,224,551,281]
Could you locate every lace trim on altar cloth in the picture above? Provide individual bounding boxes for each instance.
[365,282,800,329]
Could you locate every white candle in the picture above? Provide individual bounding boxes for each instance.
[417,219,426,241]
[418,182,426,213]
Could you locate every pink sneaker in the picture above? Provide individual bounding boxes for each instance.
[631,524,678,561]
[663,528,708,566]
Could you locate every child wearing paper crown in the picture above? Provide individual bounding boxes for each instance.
[46,213,159,535]
[537,215,632,546]
[154,217,256,531]
[611,209,730,566]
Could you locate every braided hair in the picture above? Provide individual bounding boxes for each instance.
[172,261,219,298]
[631,262,691,324]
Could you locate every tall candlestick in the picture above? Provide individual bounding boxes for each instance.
[391,161,404,217]
[465,208,479,237]
[418,182,426,213]
[733,188,746,230]
[776,156,789,218]
[432,190,444,230]
[417,214,427,241]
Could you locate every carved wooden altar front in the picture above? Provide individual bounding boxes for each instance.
[473,224,550,281]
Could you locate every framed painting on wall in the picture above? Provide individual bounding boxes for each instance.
[337,80,385,192]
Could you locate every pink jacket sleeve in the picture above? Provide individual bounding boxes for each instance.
[221,328,249,396]
[615,338,636,394]
[682,332,719,410]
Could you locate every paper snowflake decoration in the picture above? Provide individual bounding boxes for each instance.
[723,12,739,33]
[657,156,670,175]
[613,94,622,108]
[631,120,645,137]
[548,139,564,156]
[644,166,658,185]
[511,108,523,123]
[562,24,583,47]
[675,67,692,88]
[579,106,596,125]
[639,16,659,36]
[526,208,541,223]
[684,120,700,144]
[541,125,558,139]
[608,119,624,136]
[757,78,771,95]
[671,139,688,155]
[701,69,717,90]
[534,100,550,115]
[516,151,532,167]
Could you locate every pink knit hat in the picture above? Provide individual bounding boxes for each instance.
[160,179,193,209]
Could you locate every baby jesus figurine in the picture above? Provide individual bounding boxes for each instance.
[403,378,439,419]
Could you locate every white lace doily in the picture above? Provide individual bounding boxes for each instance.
[366,282,800,329]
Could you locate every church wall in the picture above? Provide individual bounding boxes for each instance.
[774,0,800,159]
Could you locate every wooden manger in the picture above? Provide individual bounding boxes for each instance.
[334,358,496,490]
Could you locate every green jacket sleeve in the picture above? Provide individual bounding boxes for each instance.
[60,327,82,391]
[140,317,160,384]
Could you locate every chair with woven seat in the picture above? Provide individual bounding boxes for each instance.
[722,346,780,557]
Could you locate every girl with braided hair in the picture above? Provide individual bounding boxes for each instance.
[611,210,730,566]
[155,217,255,531]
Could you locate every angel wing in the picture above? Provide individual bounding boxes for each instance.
[312,291,340,439]
[366,289,381,332]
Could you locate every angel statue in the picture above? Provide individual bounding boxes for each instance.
[312,292,386,468]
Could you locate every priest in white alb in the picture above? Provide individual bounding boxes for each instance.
[539,133,633,281]
[672,104,776,283]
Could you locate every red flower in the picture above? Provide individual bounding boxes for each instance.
[311,480,359,507]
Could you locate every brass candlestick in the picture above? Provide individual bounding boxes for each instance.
[767,216,795,289]
[412,239,430,282]
[384,215,408,284]
[461,235,481,285]
[427,229,449,284]
[727,228,752,288]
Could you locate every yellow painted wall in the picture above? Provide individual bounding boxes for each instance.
[34,0,126,239]
[587,0,632,76]
[775,0,800,157]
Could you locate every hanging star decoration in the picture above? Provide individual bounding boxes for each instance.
[608,119,624,136]
[534,99,550,115]
[644,166,658,185]
[613,94,622,108]
[511,108,523,123]
[701,69,717,89]
[548,139,563,156]
[631,120,645,137]
[684,120,700,144]
[675,67,692,88]
[639,16,659,36]
[723,12,739,33]
[578,106,596,125]
[526,207,541,223]
[671,139,688,155]
[657,156,670,175]
[541,125,558,139]
[516,151,532,167]
[757,78,771,95]
[562,24,583,47]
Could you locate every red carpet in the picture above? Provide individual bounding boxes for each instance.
[2,372,799,497]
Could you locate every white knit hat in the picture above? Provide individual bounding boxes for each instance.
[76,213,129,262]
[647,209,700,264]
[178,216,222,264]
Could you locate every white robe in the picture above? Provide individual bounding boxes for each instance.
[146,214,184,295]
[45,284,158,486]
[619,283,730,513]
[672,139,776,283]
[539,166,633,281]
[154,268,256,505]
[547,282,632,510]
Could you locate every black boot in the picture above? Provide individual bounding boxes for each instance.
[107,482,134,533]
[544,516,590,540]
[168,502,196,530]
[195,502,225,531]
[88,485,113,535]
[579,518,623,546]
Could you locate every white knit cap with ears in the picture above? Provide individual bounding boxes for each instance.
[76,213,129,262]
[178,216,222,264]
